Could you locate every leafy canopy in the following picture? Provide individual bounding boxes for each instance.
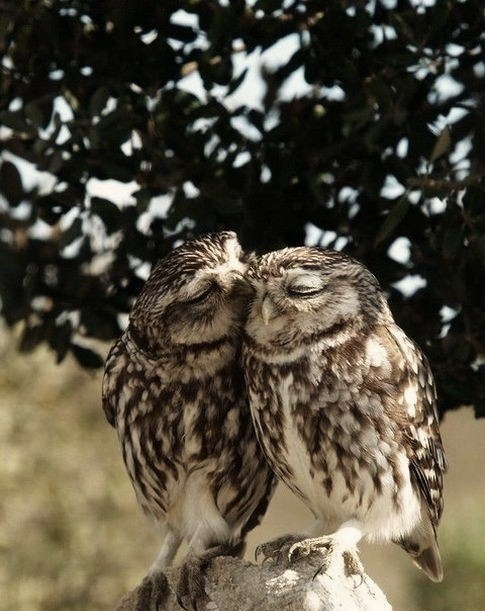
[0,0,483,416]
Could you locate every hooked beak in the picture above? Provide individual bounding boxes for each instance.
[261,295,277,326]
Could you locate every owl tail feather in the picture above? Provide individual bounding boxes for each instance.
[412,539,443,583]
[398,525,444,583]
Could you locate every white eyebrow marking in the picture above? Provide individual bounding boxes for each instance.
[211,238,246,276]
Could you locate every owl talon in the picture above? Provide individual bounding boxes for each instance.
[177,562,211,611]
[288,536,334,565]
[133,571,169,611]
[342,550,364,580]
[308,546,363,580]
[255,534,307,566]
[132,575,153,611]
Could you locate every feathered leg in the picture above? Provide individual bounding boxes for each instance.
[133,529,182,611]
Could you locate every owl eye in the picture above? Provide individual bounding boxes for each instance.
[287,285,323,298]
[185,284,215,305]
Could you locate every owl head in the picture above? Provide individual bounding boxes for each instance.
[129,231,252,352]
[245,247,389,347]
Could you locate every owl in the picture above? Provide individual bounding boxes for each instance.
[102,232,275,608]
[243,247,447,582]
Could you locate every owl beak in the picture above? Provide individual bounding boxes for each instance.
[261,295,276,325]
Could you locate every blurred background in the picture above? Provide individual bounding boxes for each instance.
[1,327,484,611]
[1,2,484,610]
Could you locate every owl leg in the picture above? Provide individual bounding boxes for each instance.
[288,519,364,578]
[131,529,182,611]
[177,541,244,611]
[149,528,183,573]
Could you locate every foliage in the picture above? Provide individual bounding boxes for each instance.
[0,0,483,416]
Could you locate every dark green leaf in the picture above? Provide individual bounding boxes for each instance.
[49,320,73,363]
[90,197,121,233]
[0,161,25,205]
[71,343,104,368]
[89,87,111,117]
[81,309,119,340]
[227,68,249,96]
[375,196,410,245]
[18,324,46,353]
[430,127,452,163]
[24,102,44,129]
[59,217,83,248]
[443,227,464,259]
[0,110,29,132]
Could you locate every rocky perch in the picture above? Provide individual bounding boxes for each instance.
[116,547,392,610]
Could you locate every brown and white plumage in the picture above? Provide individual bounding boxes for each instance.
[243,247,447,581]
[102,232,275,606]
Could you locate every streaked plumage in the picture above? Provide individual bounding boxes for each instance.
[243,247,447,581]
[102,232,275,606]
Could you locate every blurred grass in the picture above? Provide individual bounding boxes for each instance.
[0,333,153,611]
[1,328,484,610]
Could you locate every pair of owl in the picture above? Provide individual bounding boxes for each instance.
[103,231,446,608]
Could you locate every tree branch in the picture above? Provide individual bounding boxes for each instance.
[406,175,483,191]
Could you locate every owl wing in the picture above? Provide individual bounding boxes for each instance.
[238,385,278,532]
[102,337,128,427]
[240,465,277,538]
[384,325,447,527]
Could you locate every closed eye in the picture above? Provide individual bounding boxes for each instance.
[185,284,216,304]
[287,286,323,298]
